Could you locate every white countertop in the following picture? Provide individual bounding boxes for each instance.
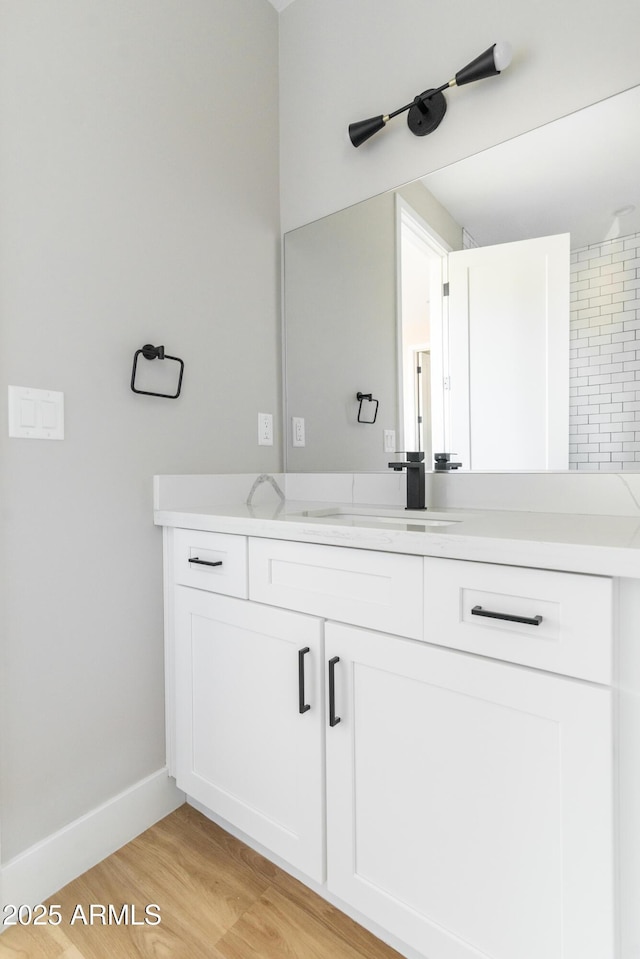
[154,501,640,578]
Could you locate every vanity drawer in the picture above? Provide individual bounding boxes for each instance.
[249,538,423,639]
[172,528,248,598]
[424,557,613,683]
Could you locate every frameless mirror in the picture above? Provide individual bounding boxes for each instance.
[284,84,640,472]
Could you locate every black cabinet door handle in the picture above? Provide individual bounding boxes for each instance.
[328,656,341,727]
[471,605,543,627]
[188,557,223,568]
[298,647,311,714]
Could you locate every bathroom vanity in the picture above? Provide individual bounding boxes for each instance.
[155,478,640,959]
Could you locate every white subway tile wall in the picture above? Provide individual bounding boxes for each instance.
[569,232,640,469]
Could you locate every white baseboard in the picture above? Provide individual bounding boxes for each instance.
[1,769,184,924]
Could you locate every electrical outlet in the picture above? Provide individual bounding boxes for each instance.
[292,416,305,447]
[383,429,396,453]
[258,412,273,446]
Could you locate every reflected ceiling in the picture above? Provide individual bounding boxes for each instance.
[424,85,640,249]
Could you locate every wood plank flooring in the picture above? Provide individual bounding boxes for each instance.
[0,804,403,959]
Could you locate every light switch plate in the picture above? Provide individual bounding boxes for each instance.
[383,429,396,452]
[8,386,64,439]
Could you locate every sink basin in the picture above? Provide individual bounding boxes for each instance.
[296,507,460,529]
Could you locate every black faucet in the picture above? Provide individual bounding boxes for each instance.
[434,452,462,471]
[388,451,426,510]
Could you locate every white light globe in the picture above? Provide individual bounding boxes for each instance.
[493,41,513,71]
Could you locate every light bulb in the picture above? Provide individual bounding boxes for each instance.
[493,41,512,72]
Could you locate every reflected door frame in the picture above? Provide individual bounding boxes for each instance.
[415,349,433,467]
[395,196,451,463]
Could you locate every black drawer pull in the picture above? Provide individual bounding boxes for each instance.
[188,557,223,568]
[471,605,542,627]
[328,656,341,727]
[298,647,311,714]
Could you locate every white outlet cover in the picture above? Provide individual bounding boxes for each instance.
[292,416,305,447]
[8,386,64,439]
[258,412,273,446]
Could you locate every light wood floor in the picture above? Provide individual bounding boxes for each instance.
[0,804,403,959]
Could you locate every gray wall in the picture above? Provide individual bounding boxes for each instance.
[285,192,397,471]
[0,0,280,859]
[284,183,461,471]
[279,0,640,232]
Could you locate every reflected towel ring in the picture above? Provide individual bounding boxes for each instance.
[131,344,184,399]
[356,391,378,424]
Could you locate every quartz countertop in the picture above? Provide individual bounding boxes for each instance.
[154,501,640,578]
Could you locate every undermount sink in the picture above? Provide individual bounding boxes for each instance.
[297,507,460,529]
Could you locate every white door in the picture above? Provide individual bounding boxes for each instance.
[174,587,325,881]
[325,622,614,959]
[447,234,569,470]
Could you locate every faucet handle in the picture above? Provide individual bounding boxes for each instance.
[388,451,425,470]
[434,452,462,471]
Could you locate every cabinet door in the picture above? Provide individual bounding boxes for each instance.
[325,623,614,959]
[174,588,324,882]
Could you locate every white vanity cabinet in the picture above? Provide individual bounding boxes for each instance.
[248,537,424,639]
[173,585,325,882]
[324,622,614,959]
[165,525,616,959]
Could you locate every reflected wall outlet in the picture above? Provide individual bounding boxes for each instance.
[258,412,273,446]
[383,429,396,453]
[292,416,305,447]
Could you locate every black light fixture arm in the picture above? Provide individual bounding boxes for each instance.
[385,80,452,122]
[348,42,512,148]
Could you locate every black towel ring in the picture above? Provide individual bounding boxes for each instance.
[356,391,378,424]
[130,344,184,398]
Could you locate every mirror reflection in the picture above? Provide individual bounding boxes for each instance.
[284,84,640,472]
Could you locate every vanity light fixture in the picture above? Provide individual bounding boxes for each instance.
[348,42,512,148]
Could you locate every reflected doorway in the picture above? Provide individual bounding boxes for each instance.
[415,349,433,467]
[396,197,450,465]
